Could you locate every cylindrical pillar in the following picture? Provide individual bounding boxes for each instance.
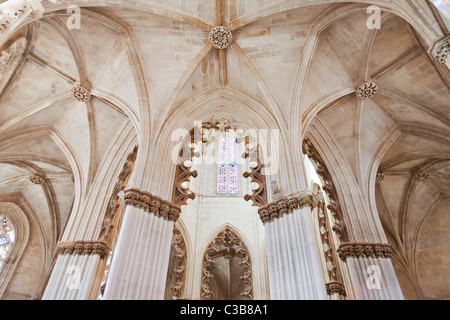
[259,191,327,300]
[102,189,180,300]
[42,241,110,300]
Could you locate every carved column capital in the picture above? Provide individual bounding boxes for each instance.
[257,191,315,225]
[325,281,347,297]
[337,242,392,262]
[56,241,110,259]
[124,189,181,222]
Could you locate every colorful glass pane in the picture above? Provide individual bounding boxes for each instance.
[0,216,14,268]
[3,218,11,232]
[217,131,239,195]
[227,133,238,195]
[217,134,228,195]
[433,0,450,18]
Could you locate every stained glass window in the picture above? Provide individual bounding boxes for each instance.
[433,0,450,18]
[217,131,239,195]
[0,216,15,270]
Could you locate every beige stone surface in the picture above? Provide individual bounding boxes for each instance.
[0,0,448,300]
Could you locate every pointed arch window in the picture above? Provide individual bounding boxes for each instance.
[0,216,15,269]
[217,131,239,195]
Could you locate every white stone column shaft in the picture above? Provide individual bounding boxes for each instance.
[102,205,174,300]
[265,206,327,300]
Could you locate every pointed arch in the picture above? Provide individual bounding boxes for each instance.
[201,225,253,300]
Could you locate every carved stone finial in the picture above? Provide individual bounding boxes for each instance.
[356,82,378,100]
[71,83,91,102]
[209,26,232,49]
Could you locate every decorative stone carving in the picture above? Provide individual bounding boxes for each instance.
[169,228,187,300]
[257,192,315,224]
[71,83,91,102]
[337,243,392,262]
[201,229,252,300]
[376,173,385,182]
[356,82,378,100]
[434,38,450,65]
[209,26,232,49]
[124,188,181,222]
[303,138,350,242]
[56,241,110,260]
[30,173,44,184]
[413,172,430,182]
[326,281,347,297]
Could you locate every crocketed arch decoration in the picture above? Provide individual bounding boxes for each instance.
[201,228,252,300]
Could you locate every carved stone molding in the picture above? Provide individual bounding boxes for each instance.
[337,243,392,262]
[356,82,378,100]
[209,26,232,49]
[29,173,44,184]
[56,241,110,260]
[326,281,347,297]
[243,137,267,208]
[98,145,138,244]
[257,192,315,225]
[0,0,43,34]
[71,83,91,102]
[413,171,430,182]
[125,188,181,222]
[170,228,187,300]
[303,138,350,242]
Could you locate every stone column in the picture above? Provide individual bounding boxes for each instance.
[259,191,327,300]
[337,243,404,300]
[42,241,110,300]
[102,189,180,300]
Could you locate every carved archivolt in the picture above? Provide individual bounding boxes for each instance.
[56,241,110,260]
[243,136,267,208]
[201,229,252,300]
[0,0,41,34]
[98,146,138,244]
[125,189,181,222]
[257,193,315,225]
[302,138,350,242]
[337,242,392,262]
[169,228,187,299]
